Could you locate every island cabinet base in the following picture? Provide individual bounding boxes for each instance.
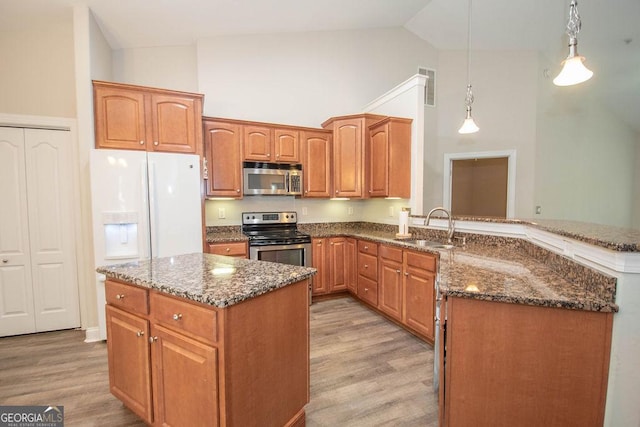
[439,297,613,427]
[105,278,310,427]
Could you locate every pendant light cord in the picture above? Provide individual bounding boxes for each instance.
[466,0,472,87]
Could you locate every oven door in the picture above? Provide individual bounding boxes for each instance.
[249,243,311,267]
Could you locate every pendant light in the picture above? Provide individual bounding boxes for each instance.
[553,0,593,86]
[458,0,479,134]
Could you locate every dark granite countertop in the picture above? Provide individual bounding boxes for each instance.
[97,253,316,308]
[301,222,618,313]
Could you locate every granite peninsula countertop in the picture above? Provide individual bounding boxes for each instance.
[204,221,619,312]
[97,253,316,308]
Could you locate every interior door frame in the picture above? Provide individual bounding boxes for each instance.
[443,149,517,218]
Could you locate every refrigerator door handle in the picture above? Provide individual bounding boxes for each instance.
[147,160,158,259]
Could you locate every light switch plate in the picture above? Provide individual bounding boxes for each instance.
[218,208,226,219]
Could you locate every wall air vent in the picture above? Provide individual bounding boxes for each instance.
[418,67,436,107]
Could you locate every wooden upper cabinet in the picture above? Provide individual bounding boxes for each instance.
[93,80,203,155]
[368,117,412,199]
[243,125,300,163]
[203,119,243,198]
[273,128,300,163]
[301,130,332,198]
[322,114,385,198]
[243,125,272,161]
[94,84,147,151]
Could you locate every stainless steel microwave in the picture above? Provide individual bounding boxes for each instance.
[243,162,303,196]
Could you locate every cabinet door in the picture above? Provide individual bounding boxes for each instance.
[368,122,389,197]
[345,238,358,293]
[311,238,328,295]
[273,128,300,163]
[203,121,243,198]
[301,130,332,198]
[105,305,153,424]
[333,119,363,197]
[150,324,219,427]
[94,84,147,150]
[243,125,272,161]
[404,261,435,340]
[378,246,403,321]
[149,93,200,154]
[328,237,347,292]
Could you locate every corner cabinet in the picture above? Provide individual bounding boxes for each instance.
[322,114,386,198]
[105,278,310,427]
[203,118,243,198]
[367,117,412,198]
[311,237,356,296]
[93,80,203,155]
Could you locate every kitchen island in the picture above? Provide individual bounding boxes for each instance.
[97,253,316,427]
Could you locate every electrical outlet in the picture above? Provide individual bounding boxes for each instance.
[218,208,226,219]
[302,207,308,215]
[535,206,542,215]
[389,206,395,217]
[348,207,354,215]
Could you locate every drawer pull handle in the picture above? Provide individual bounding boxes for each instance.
[149,336,158,343]
[116,294,125,300]
[173,313,183,321]
[136,331,145,337]
[364,246,369,250]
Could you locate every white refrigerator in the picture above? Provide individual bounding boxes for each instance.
[90,149,203,340]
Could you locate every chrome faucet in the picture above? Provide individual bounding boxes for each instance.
[425,207,455,243]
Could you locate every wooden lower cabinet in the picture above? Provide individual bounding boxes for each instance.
[344,238,358,294]
[105,279,310,427]
[311,238,328,295]
[440,297,613,427]
[106,305,153,423]
[312,237,356,296]
[378,245,436,342]
[151,324,218,427]
[206,241,247,258]
[357,241,378,306]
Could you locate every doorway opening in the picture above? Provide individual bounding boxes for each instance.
[443,150,516,218]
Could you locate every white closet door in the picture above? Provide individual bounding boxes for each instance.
[0,128,36,336]
[24,129,80,332]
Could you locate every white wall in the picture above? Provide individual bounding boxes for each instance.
[535,54,638,227]
[0,18,76,117]
[428,50,538,218]
[112,46,198,92]
[634,139,640,229]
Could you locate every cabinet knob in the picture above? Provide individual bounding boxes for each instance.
[317,241,322,245]
[364,246,369,250]
[2,259,8,263]
[364,288,369,292]
[267,153,271,157]
[364,264,369,269]
[139,140,144,145]
[149,336,158,343]
[225,248,230,252]
[136,331,145,337]
[396,269,401,273]
[172,313,183,321]
[335,190,339,194]
[154,141,159,146]
[404,272,409,276]
[330,242,334,245]
[116,294,125,300]
[236,189,240,193]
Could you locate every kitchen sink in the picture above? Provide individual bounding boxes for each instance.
[400,239,455,250]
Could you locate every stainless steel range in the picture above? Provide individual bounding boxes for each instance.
[242,211,312,267]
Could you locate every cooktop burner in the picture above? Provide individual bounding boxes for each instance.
[241,211,311,246]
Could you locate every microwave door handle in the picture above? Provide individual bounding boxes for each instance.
[285,172,290,192]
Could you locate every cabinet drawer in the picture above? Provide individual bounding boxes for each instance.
[358,240,378,255]
[358,276,378,306]
[150,292,218,344]
[379,245,402,262]
[207,241,247,257]
[406,251,437,272]
[106,280,149,315]
[358,252,378,280]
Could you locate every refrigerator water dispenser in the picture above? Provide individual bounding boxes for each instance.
[102,211,140,259]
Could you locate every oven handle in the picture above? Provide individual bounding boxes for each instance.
[249,242,312,263]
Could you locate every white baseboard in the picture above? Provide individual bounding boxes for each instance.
[84,327,103,343]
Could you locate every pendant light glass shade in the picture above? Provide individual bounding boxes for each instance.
[458,0,479,134]
[553,0,593,86]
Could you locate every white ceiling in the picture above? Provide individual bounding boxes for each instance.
[2,0,639,131]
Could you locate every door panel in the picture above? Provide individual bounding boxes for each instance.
[25,129,80,332]
[0,128,35,336]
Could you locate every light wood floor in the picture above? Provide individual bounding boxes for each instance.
[0,297,437,426]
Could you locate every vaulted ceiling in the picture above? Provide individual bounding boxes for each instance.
[2,0,638,131]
